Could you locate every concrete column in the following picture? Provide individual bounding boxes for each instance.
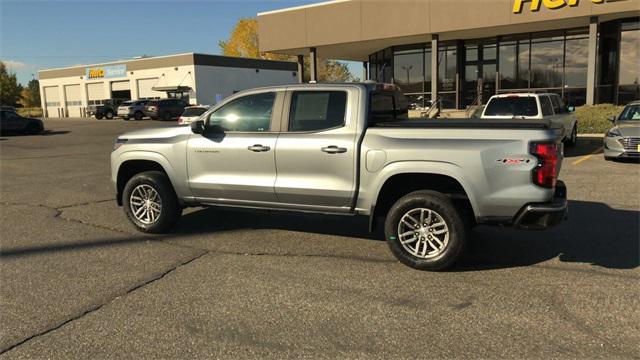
[309,47,318,82]
[297,55,305,83]
[586,16,598,105]
[362,61,368,81]
[59,85,67,118]
[80,79,88,117]
[431,35,438,103]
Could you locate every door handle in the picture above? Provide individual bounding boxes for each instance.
[321,145,347,154]
[247,144,271,152]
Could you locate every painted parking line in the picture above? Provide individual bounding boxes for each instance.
[571,146,605,166]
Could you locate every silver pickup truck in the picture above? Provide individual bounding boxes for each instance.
[111,83,568,271]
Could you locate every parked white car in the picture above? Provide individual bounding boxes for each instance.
[482,93,578,146]
[178,105,211,125]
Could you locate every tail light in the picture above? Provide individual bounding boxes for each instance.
[178,117,183,124]
[531,142,559,188]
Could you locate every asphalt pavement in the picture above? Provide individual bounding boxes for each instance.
[0,118,638,359]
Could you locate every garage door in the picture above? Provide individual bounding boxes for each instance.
[44,86,61,118]
[111,80,130,92]
[137,78,163,99]
[64,84,82,117]
[87,82,105,102]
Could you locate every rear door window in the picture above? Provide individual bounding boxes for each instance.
[540,96,554,116]
[288,91,347,132]
[550,95,565,114]
[484,96,539,117]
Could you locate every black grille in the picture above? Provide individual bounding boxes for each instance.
[618,137,640,152]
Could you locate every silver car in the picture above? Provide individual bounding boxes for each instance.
[117,100,149,121]
[604,101,640,160]
[178,105,210,125]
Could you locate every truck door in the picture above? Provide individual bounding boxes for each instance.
[274,89,358,212]
[186,91,282,203]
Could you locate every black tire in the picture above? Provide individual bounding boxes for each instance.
[25,123,41,135]
[105,110,114,120]
[161,111,172,121]
[565,124,577,147]
[123,171,182,234]
[384,190,467,271]
[134,111,144,120]
[95,114,104,120]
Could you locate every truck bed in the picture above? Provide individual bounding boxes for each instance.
[373,118,555,129]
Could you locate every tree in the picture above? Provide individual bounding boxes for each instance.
[19,79,41,108]
[0,61,23,106]
[219,18,355,82]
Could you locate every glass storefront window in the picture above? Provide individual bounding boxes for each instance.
[393,47,424,94]
[438,44,457,93]
[618,21,640,104]
[499,36,530,89]
[564,33,589,88]
[530,32,564,88]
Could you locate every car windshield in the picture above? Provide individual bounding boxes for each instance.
[121,101,133,106]
[484,97,539,117]
[182,108,207,117]
[618,104,640,121]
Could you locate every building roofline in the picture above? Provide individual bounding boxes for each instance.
[38,53,194,73]
[257,0,350,16]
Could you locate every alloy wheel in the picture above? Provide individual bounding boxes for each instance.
[397,208,450,259]
[129,184,162,224]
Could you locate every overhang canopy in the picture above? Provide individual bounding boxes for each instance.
[257,0,639,61]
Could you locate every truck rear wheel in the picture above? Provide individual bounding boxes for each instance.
[384,190,467,271]
[95,114,103,120]
[123,171,182,234]
[105,110,114,119]
[134,111,144,120]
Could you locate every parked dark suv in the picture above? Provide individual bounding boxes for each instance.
[144,99,188,120]
[88,98,128,120]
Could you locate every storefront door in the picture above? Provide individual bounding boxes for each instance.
[463,39,497,107]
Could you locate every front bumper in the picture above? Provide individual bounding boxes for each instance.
[513,181,568,230]
[604,136,640,159]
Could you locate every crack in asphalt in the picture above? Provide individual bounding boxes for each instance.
[0,251,209,355]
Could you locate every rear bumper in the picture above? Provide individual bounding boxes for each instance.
[513,181,568,230]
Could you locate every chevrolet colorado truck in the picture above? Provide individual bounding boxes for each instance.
[111,83,568,271]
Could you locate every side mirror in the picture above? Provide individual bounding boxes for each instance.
[567,106,575,112]
[191,120,205,134]
[608,115,616,123]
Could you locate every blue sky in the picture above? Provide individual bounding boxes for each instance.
[1,0,358,84]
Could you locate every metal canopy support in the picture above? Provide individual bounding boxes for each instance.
[431,35,439,103]
[362,61,369,81]
[586,16,598,105]
[297,55,305,83]
[309,47,318,82]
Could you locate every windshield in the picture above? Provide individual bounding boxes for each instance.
[484,97,539,117]
[619,104,640,121]
[121,101,133,106]
[182,108,208,117]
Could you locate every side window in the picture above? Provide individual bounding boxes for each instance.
[550,95,565,114]
[540,96,554,116]
[207,92,275,132]
[288,91,347,132]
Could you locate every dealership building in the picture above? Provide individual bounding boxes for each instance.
[258,0,639,109]
[38,53,297,118]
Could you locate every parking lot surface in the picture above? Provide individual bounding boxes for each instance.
[1,118,638,359]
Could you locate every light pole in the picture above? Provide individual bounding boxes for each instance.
[401,64,413,86]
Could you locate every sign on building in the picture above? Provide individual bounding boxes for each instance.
[85,64,127,80]
[513,0,612,13]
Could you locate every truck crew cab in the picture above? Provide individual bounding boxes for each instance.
[111,83,568,271]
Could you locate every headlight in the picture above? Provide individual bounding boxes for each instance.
[606,128,622,137]
[113,138,128,151]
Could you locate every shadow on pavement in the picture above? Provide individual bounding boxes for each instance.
[42,130,71,136]
[563,137,603,158]
[1,200,637,271]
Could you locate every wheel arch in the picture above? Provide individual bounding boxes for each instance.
[368,163,479,232]
[115,152,181,206]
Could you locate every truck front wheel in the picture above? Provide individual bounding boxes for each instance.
[123,171,182,234]
[384,190,467,271]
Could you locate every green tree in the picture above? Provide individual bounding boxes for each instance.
[20,79,41,108]
[0,61,23,106]
[219,18,355,82]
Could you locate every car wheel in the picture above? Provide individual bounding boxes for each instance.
[123,171,182,234]
[565,124,577,147]
[123,116,130,121]
[25,123,41,135]
[134,111,144,120]
[161,111,172,121]
[95,114,104,120]
[105,111,114,120]
[384,190,467,271]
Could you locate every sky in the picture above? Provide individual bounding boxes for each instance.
[0,0,359,85]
